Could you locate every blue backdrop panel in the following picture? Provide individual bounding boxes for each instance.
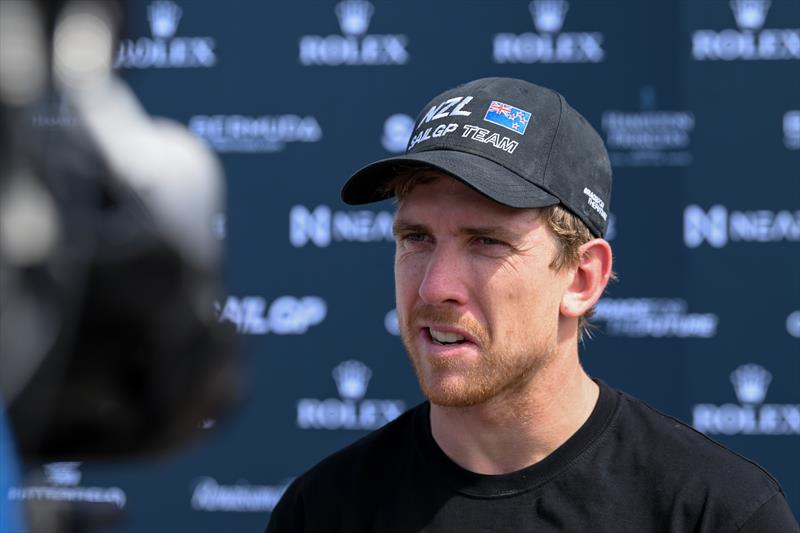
[11,1,799,532]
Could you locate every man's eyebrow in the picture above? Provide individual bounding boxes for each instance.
[461,226,522,242]
[392,220,428,236]
[392,220,523,242]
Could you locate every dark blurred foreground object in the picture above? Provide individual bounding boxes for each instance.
[0,0,241,461]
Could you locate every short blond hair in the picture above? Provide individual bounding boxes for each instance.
[383,167,611,342]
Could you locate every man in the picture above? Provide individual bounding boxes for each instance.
[267,78,798,532]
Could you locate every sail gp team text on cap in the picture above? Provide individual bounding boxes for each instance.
[408,98,532,154]
[341,77,613,238]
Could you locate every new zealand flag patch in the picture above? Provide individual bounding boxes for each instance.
[483,101,532,135]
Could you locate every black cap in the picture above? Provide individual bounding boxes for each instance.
[341,77,612,237]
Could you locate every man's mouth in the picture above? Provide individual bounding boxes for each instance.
[428,328,467,346]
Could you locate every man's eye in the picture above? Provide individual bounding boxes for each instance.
[475,236,505,246]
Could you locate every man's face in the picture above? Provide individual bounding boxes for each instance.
[393,174,572,407]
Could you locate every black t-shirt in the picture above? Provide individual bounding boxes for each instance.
[266,380,799,532]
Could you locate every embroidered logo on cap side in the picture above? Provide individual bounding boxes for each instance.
[583,187,607,221]
[483,101,532,135]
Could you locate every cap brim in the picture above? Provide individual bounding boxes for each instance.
[341,150,559,209]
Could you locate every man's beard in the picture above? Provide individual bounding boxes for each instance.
[400,305,551,407]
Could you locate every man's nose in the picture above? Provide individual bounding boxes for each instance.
[418,246,467,306]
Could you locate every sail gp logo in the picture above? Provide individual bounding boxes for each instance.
[693,364,800,435]
[493,0,605,64]
[299,0,409,66]
[115,1,216,69]
[215,296,326,335]
[692,0,800,61]
[297,360,406,430]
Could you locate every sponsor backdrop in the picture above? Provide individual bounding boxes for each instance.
[13,0,799,531]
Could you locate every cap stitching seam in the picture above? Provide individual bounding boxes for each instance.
[541,92,564,194]
[542,93,603,237]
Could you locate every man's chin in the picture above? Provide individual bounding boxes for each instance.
[405,342,497,407]
[425,392,493,408]
[419,376,494,408]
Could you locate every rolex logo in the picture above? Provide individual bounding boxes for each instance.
[117,0,215,69]
[730,364,772,405]
[335,0,374,36]
[729,0,770,31]
[300,0,408,66]
[693,363,799,436]
[529,0,569,34]
[332,360,372,400]
[148,0,183,39]
[298,360,404,430]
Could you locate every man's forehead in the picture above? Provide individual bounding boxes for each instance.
[395,176,544,233]
[397,173,527,213]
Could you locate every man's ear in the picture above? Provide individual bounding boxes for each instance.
[560,239,613,318]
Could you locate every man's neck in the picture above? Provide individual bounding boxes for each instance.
[429,355,599,475]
